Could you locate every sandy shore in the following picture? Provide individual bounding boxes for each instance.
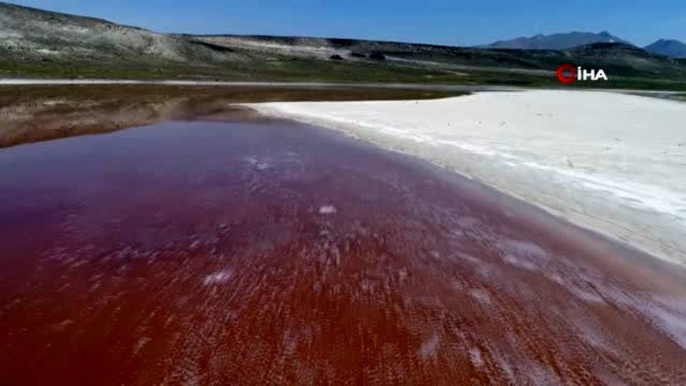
[246,90,686,268]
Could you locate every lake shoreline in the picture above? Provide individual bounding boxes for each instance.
[245,90,686,268]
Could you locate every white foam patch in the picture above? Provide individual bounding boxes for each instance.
[469,347,484,368]
[135,336,152,355]
[244,156,271,171]
[568,286,605,304]
[526,363,561,385]
[498,239,550,272]
[319,205,337,215]
[500,239,548,260]
[469,289,492,306]
[491,351,515,381]
[417,332,441,360]
[203,270,232,286]
[502,254,538,271]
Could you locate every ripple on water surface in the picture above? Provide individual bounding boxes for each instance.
[0,120,685,385]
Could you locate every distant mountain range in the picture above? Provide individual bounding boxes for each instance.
[644,39,686,59]
[1,1,685,89]
[483,31,631,50]
[484,31,686,59]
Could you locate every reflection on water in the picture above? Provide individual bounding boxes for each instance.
[0,120,684,385]
[0,85,462,148]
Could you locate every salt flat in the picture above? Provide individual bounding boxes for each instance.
[247,90,686,267]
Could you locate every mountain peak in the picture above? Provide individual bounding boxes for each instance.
[484,31,631,50]
[645,39,686,58]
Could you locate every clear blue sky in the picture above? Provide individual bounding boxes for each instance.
[9,0,686,46]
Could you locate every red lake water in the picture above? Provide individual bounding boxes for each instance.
[0,119,684,385]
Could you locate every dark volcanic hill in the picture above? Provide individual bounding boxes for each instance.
[645,39,686,58]
[484,31,631,50]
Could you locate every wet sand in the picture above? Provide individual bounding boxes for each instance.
[0,119,685,385]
